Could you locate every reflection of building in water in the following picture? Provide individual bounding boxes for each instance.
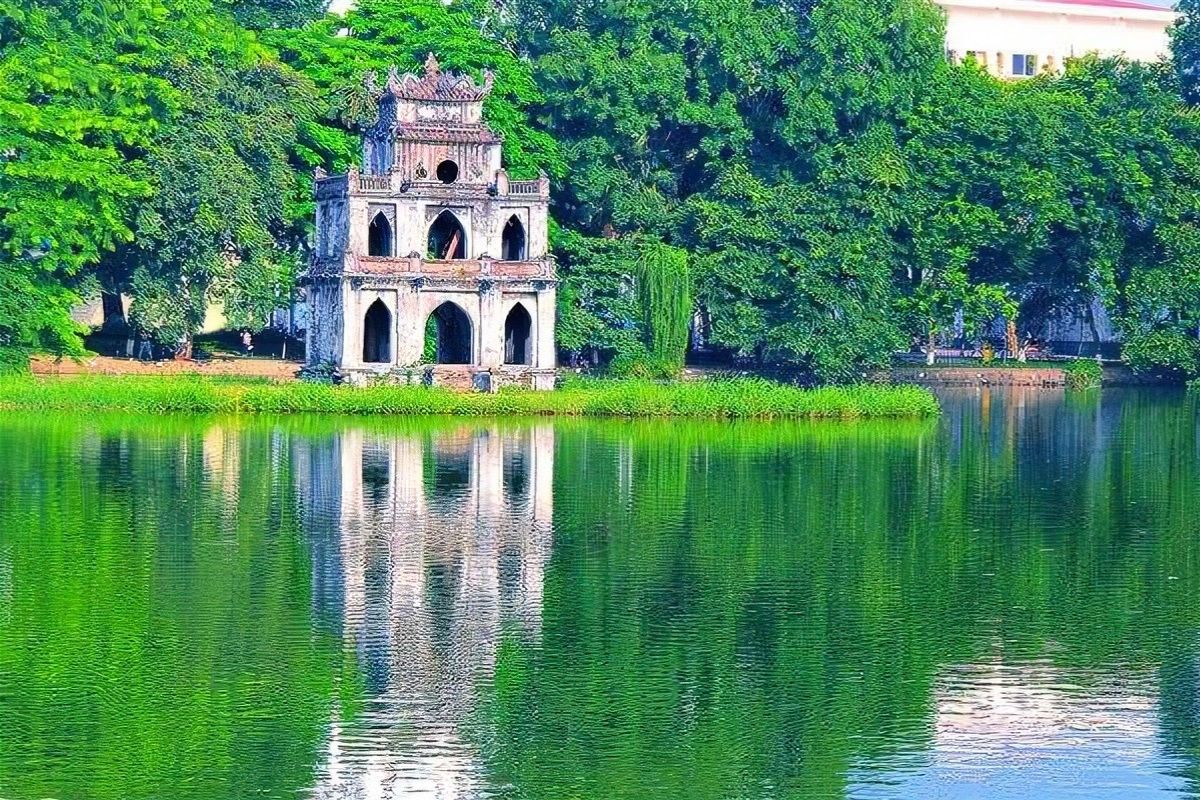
[297,425,554,800]
[847,661,1179,797]
[932,662,1161,750]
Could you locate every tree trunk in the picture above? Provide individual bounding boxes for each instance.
[1085,300,1101,356]
[1006,319,1020,361]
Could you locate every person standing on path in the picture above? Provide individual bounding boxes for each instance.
[241,330,254,357]
[136,331,154,362]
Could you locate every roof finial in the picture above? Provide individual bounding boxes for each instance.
[425,53,440,78]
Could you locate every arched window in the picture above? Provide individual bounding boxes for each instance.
[501,215,526,261]
[427,210,466,260]
[503,303,533,366]
[362,299,391,363]
[427,302,472,364]
[368,212,392,257]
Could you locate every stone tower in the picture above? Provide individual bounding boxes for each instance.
[304,55,556,389]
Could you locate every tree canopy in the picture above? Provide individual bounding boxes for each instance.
[0,0,171,367]
[1,0,1198,379]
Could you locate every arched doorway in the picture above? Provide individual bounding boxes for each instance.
[362,299,391,363]
[427,210,466,260]
[368,212,392,257]
[503,304,532,365]
[501,215,526,261]
[426,301,472,364]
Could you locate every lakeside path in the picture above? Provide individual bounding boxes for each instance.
[0,375,940,420]
[30,355,300,381]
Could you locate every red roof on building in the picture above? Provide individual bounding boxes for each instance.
[1034,0,1170,11]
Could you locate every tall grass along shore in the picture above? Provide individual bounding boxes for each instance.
[0,376,940,419]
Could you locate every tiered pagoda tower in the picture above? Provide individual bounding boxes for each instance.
[304,55,556,389]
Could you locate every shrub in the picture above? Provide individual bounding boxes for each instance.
[606,350,681,380]
[1122,329,1200,378]
[1063,359,1103,391]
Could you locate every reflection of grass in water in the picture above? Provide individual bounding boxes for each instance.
[0,408,937,454]
[0,374,940,419]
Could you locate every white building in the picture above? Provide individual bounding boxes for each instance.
[941,0,1177,77]
[305,55,557,389]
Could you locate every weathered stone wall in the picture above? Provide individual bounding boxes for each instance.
[337,191,547,261]
[891,367,1066,387]
[340,364,557,391]
[305,281,345,365]
[891,364,1177,387]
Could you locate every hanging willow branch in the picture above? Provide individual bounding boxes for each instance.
[636,239,692,373]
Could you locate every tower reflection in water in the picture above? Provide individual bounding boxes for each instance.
[298,424,554,800]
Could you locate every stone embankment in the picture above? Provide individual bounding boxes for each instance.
[892,366,1066,388]
[891,364,1166,388]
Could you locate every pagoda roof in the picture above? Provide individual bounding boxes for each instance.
[382,54,494,102]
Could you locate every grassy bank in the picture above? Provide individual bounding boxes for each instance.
[0,375,939,419]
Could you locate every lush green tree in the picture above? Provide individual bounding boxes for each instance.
[3,0,1199,378]
[0,0,172,368]
[264,0,562,177]
[552,228,645,365]
[510,0,947,379]
[893,63,1069,359]
[232,0,328,30]
[99,26,317,352]
[1039,58,1200,377]
[634,239,691,374]
[892,54,1200,374]
[2,0,318,361]
[1174,0,1200,106]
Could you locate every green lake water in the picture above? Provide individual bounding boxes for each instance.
[0,387,1198,799]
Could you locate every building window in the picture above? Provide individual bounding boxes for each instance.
[362,299,392,364]
[436,160,459,184]
[503,304,533,366]
[427,302,472,364]
[1012,54,1037,77]
[368,212,392,257]
[501,214,526,261]
[427,210,467,260]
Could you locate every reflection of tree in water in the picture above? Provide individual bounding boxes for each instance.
[3,397,1197,800]
[0,415,344,800]
[474,393,1200,800]
[1160,653,1200,787]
